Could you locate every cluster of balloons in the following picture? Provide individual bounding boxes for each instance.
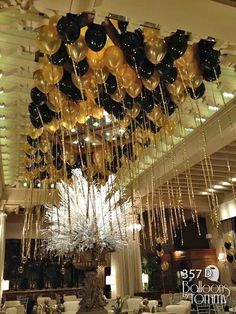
[155,237,169,272]
[24,12,222,184]
[224,241,236,264]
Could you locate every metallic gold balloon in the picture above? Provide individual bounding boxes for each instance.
[22,143,37,155]
[119,114,132,128]
[27,126,43,139]
[39,139,50,153]
[111,87,126,102]
[76,101,88,124]
[48,86,67,112]
[143,27,160,43]
[67,36,87,62]
[33,70,54,94]
[133,143,144,157]
[161,261,169,272]
[62,101,77,119]
[186,75,203,89]
[87,48,105,70]
[117,64,137,88]
[145,39,166,64]
[147,106,164,125]
[142,70,160,91]
[91,104,104,120]
[129,103,141,119]
[163,120,175,135]
[156,236,164,245]
[37,24,61,55]
[65,150,76,166]
[105,148,113,163]
[175,44,196,68]
[104,46,124,70]
[85,85,99,100]
[126,79,142,98]
[45,118,60,133]
[61,115,77,130]
[157,249,165,257]
[167,77,185,96]
[41,62,64,84]
[49,14,61,27]
[93,149,105,170]
[171,92,187,105]
[93,67,109,84]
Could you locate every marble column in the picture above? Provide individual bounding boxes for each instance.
[0,211,7,304]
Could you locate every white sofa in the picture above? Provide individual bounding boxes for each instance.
[63,296,78,302]
[166,304,189,314]
[4,301,25,314]
[127,297,143,313]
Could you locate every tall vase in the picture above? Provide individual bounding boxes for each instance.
[73,250,108,314]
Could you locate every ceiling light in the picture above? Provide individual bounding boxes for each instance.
[105,132,110,136]
[185,127,194,132]
[93,121,99,127]
[112,136,117,141]
[200,191,209,195]
[73,139,78,144]
[0,115,5,120]
[92,142,97,146]
[196,117,206,122]
[208,188,215,192]
[0,71,2,79]
[213,184,224,189]
[50,183,55,189]
[119,128,126,134]
[0,127,6,130]
[84,137,90,142]
[223,92,234,99]
[221,181,231,186]
[231,178,236,182]
[0,89,4,95]
[37,182,41,188]
[208,105,219,111]
[71,128,76,133]
[23,182,28,187]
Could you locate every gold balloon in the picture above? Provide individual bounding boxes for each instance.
[91,104,104,120]
[72,70,96,91]
[143,27,160,43]
[117,64,137,88]
[41,62,64,84]
[93,149,105,170]
[161,261,169,272]
[142,70,160,91]
[93,67,109,84]
[48,86,67,112]
[167,77,185,97]
[129,103,141,119]
[27,126,43,139]
[163,120,175,135]
[87,48,105,70]
[65,150,76,166]
[39,139,50,153]
[157,249,165,257]
[147,106,165,125]
[67,36,88,62]
[171,92,187,105]
[49,14,61,27]
[126,79,142,98]
[33,70,54,94]
[111,87,126,102]
[104,46,124,70]
[156,236,165,245]
[22,143,37,155]
[119,114,132,128]
[186,75,203,89]
[175,44,196,68]
[105,148,113,163]
[85,85,99,100]
[145,39,166,64]
[45,118,61,133]
[133,143,144,157]
[61,115,77,130]
[37,24,61,55]
[62,101,77,119]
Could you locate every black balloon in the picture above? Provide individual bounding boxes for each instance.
[135,111,146,125]
[147,120,161,134]
[198,39,216,51]
[111,103,125,120]
[156,243,162,252]
[30,115,43,129]
[160,100,176,116]
[52,143,62,158]
[203,65,221,82]
[123,142,134,160]
[40,171,50,180]
[227,254,234,263]
[153,83,170,105]
[123,94,134,109]
[57,14,81,44]
[120,31,142,55]
[118,20,128,33]
[85,24,107,52]
[127,47,146,68]
[113,146,123,159]
[138,59,155,79]
[74,58,89,76]
[31,87,47,104]
[156,54,174,77]
[27,135,40,147]
[199,49,220,69]
[224,242,232,250]
[162,67,177,84]
[49,43,69,65]
[59,71,83,101]
[40,107,54,124]
[28,102,39,118]
[187,82,205,99]
[167,31,188,60]
[141,90,154,113]
[105,74,117,94]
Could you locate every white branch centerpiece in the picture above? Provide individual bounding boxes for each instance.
[41,168,132,313]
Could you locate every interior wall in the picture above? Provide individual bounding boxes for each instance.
[5,214,24,239]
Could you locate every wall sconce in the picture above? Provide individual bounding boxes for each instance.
[106,276,113,286]
[2,280,9,291]
[218,252,226,263]
[142,273,148,291]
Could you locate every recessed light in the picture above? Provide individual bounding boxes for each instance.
[105,132,110,136]
[196,117,206,122]
[71,128,76,133]
[185,127,194,132]
[200,191,209,195]
[208,105,219,111]
[0,127,6,130]
[231,178,236,182]
[37,182,41,188]
[208,188,215,192]
[0,89,4,94]
[213,184,224,189]
[73,140,78,144]
[50,183,55,188]
[0,115,5,120]
[93,121,99,127]
[92,142,97,146]
[0,71,2,79]
[223,92,234,99]
[84,137,90,142]
[112,137,117,141]
[0,104,5,109]
[221,181,231,186]
[23,182,28,187]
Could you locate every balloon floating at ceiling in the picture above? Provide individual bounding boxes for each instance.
[22,12,221,185]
